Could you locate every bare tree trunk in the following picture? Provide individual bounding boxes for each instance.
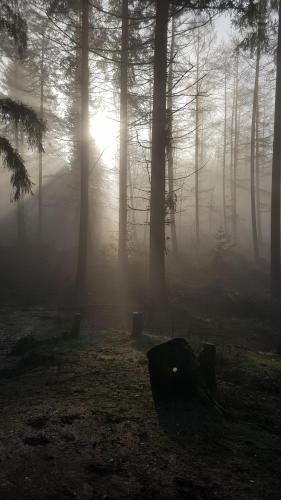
[144,74,153,255]
[38,35,44,244]
[200,104,204,167]
[128,160,138,250]
[232,53,239,244]
[222,71,227,233]
[251,42,260,262]
[230,70,235,241]
[14,64,26,245]
[271,0,281,296]
[118,0,128,273]
[195,33,200,249]
[149,0,169,303]
[17,127,26,245]
[167,16,178,259]
[76,0,89,302]
[209,191,214,235]
[256,85,262,247]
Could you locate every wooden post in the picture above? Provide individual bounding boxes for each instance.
[71,313,81,337]
[198,343,217,396]
[132,312,143,337]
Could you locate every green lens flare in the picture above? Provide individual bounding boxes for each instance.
[172,367,178,374]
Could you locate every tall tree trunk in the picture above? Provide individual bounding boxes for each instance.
[232,53,239,244]
[14,64,25,244]
[149,0,169,303]
[251,42,260,262]
[17,127,26,244]
[200,105,204,166]
[75,0,89,302]
[118,0,128,273]
[143,74,153,257]
[128,160,138,250]
[222,71,227,233]
[167,16,178,258]
[256,86,262,246]
[230,68,236,242]
[195,33,200,249]
[271,0,281,296]
[71,20,82,190]
[229,66,236,243]
[38,35,44,244]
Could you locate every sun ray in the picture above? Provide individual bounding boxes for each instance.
[90,111,118,167]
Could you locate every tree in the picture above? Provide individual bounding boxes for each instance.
[232,51,239,244]
[0,98,45,200]
[0,1,27,58]
[233,0,270,260]
[75,0,90,303]
[38,32,45,243]
[0,3,45,201]
[271,0,281,296]
[118,0,129,274]
[194,31,200,249]
[149,0,169,303]
[222,65,227,233]
[166,15,178,259]
[250,37,260,262]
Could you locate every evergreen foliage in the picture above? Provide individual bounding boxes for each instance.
[0,136,32,200]
[0,98,46,152]
[0,2,27,58]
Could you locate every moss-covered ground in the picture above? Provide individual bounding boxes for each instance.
[0,305,281,500]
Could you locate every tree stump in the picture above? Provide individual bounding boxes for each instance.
[147,338,200,402]
[132,312,143,337]
[198,343,217,396]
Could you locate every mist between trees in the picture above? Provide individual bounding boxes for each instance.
[0,0,280,310]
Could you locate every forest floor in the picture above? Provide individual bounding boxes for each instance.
[0,289,281,500]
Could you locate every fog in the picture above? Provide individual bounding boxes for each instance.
[0,1,281,499]
[0,6,275,303]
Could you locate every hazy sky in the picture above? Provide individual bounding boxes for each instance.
[215,14,232,41]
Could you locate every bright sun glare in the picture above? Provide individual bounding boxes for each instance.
[90,111,118,167]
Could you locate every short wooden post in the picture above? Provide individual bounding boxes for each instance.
[71,313,81,337]
[198,343,217,395]
[132,312,143,337]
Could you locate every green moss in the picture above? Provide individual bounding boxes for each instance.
[239,351,281,377]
